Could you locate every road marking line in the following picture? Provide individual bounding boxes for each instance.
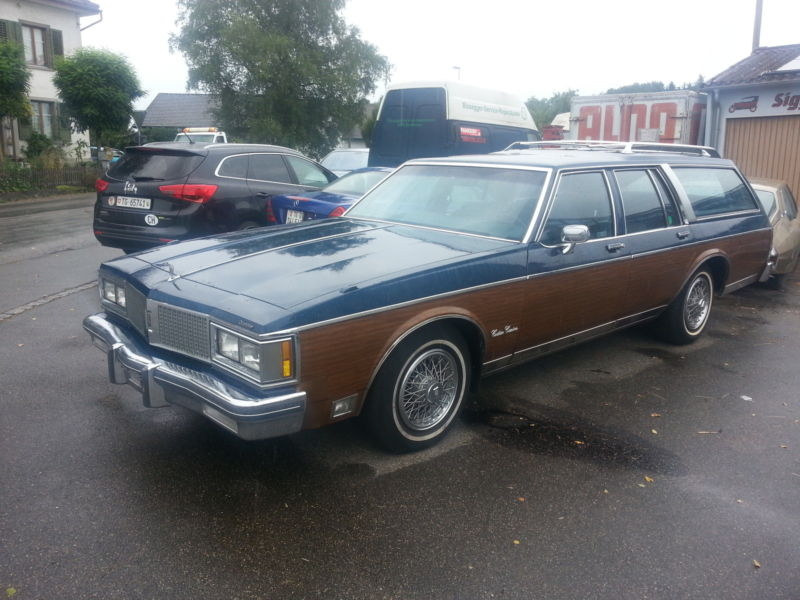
[0,281,96,322]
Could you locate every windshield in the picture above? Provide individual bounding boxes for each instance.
[323,169,391,196]
[347,164,547,241]
[107,149,205,181]
[321,150,369,171]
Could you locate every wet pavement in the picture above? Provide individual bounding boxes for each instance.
[1,202,798,599]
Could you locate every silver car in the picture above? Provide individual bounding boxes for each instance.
[751,178,800,287]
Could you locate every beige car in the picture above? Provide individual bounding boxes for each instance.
[751,178,800,287]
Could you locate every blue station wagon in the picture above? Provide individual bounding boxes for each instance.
[84,142,772,452]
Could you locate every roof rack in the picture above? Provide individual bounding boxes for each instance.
[503,140,720,158]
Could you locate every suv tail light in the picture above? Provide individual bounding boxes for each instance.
[95,179,109,192]
[328,206,347,217]
[158,184,218,203]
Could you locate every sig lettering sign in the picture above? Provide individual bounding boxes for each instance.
[722,87,800,119]
[571,92,707,145]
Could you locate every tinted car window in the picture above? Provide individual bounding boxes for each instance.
[651,170,681,226]
[783,187,798,219]
[107,150,204,181]
[672,168,758,217]
[754,189,777,217]
[285,155,331,187]
[321,150,369,172]
[616,169,667,233]
[217,155,248,179]
[541,172,614,244]
[322,169,390,196]
[248,154,293,183]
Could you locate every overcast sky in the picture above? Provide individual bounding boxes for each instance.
[82,0,799,111]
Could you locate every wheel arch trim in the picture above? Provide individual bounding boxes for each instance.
[363,314,486,405]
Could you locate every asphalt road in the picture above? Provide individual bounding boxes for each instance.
[1,198,798,599]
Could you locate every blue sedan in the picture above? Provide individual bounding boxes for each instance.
[270,167,393,224]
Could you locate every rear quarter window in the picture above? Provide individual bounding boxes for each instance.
[107,150,204,181]
[672,167,758,218]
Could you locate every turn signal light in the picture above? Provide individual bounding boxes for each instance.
[95,179,109,192]
[281,340,293,378]
[328,206,347,217]
[158,184,218,203]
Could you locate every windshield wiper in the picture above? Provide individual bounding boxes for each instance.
[132,176,165,181]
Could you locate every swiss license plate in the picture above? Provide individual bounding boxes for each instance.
[112,196,151,209]
[286,209,305,224]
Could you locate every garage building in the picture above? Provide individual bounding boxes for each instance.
[705,44,800,200]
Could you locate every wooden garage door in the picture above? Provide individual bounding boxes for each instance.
[724,115,800,201]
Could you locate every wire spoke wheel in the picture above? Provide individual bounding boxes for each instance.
[683,274,712,332]
[397,349,459,431]
[364,325,470,452]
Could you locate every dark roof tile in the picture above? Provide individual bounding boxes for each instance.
[707,44,800,87]
[142,93,219,127]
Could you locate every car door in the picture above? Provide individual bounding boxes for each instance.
[611,167,695,318]
[246,153,305,219]
[775,184,800,274]
[516,170,631,359]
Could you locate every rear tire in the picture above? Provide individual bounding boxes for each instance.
[363,325,470,453]
[654,268,714,345]
[236,220,261,231]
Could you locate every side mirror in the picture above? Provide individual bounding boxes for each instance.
[559,224,589,254]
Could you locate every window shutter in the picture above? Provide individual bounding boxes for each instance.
[0,19,23,44]
[51,29,63,60]
[44,28,54,68]
[18,115,32,141]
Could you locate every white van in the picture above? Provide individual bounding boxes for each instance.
[368,81,540,167]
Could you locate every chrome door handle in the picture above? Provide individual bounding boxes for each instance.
[676,230,690,239]
[606,242,625,252]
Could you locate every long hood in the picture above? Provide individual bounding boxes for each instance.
[108,218,524,331]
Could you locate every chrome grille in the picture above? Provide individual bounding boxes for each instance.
[152,303,211,361]
[125,284,148,338]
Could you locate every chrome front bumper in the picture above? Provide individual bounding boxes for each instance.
[83,313,306,440]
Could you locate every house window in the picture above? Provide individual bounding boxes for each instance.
[22,25,46,66]
[31,101,54,137]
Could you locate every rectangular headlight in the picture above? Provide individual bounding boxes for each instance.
[217,329,240,361]
[101,279,126,308]
[212,325,295,384]
[102,279,117,302]
[239,340,261,372]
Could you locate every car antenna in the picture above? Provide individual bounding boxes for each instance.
[183,130,195,144]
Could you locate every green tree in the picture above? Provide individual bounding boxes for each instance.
[360,101,380,148]
[0,40,32,159]
[605,81,669,94]
[526,90,576,129]
[172,0,391,157]
[53,48,144,148]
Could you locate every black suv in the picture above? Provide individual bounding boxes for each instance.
[93,143,337,253]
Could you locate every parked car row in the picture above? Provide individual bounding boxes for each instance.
[85,140,791,453]
[93,143,337,253]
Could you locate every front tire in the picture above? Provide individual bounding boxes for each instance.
[655,268,714,344]
[363,325,470,453]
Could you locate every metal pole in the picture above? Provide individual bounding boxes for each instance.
[752,0,762,52]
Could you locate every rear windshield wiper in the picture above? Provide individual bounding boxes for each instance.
[132,176,165,182]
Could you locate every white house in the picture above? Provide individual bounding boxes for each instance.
[0,0,100,161]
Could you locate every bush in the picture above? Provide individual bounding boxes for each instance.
[0,163,34,194]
